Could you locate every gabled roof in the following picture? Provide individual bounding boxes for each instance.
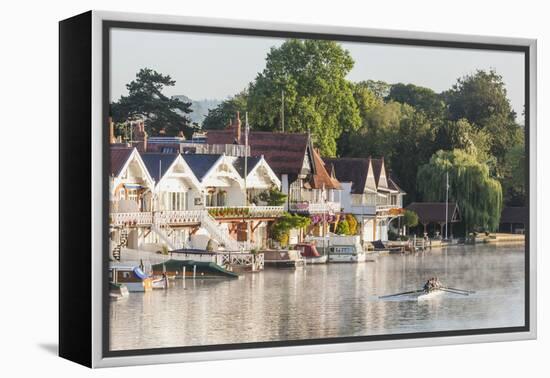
[207,130,309,177]
[309,149,341,190]
[110,147,134,176]
[181,154,223,181]
[141,153,179,182]
[232,156,262,178]
[323,157,370,194]
[387,177,405,193]
[500,207,527,224]
[406,202,461,224]
[324,157,404,195]
[371,158,388,188]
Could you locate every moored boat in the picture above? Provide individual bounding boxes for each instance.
[151,260,239,279]
[109,264,153,292]
[294,243,328,264]
[263,249,305,268]
[109,282,129,300]
[307,234,367,263]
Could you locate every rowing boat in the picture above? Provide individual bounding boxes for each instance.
[416,289,444,301]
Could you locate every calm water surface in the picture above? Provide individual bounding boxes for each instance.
[110,244,525,350]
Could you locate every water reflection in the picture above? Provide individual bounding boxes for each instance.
[110,244,525,351]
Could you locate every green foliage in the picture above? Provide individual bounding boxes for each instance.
[402,210,419,228]
[345,214,358,235]
[202,90,248,130]
[247,39,361,156]
[444,69,522,163]
[271,213,311,246]
[336,220,350,235]
[348,103,437,201]
[386,83,446,120]
[501,143,526,206]
[258,187,288,206]
[362,80,391,99]
[111,68,195,138]
[417,149,503,233]
[435,118,493,167]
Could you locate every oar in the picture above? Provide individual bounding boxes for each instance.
[440,288,469,296]
[443,287,476,294]
[379,289,424,299]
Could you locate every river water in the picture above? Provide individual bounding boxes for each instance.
[109,244,525,351]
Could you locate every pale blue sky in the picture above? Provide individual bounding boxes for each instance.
[110,28,525,122]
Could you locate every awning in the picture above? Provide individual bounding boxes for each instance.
[124,183,143,190]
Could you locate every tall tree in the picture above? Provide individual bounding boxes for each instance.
[444,69,522,163]
[362,80,392,99]
[111,68,195,137]
[435,118,493,169]
[390,105,438,202]
[202,90,248,130]
[247,39,361,156]
[348,101,403,161]
[338,82,382,155]
[386,83,446,120]
[417,149,503,234]
[501,143,526,206]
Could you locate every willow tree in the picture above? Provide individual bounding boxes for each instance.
[417,149,503,234]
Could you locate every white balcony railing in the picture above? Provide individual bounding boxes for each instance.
[110,211,153,226]
[153,210,204,225]
[289,201,341,214]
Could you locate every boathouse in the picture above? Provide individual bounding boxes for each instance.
[406,202,461,237]
[324,157,406,242]
[499,206,527,234]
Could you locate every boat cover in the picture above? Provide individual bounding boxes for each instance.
[297,244,321,257]
[133,267,148,280]
[152,260,238,278]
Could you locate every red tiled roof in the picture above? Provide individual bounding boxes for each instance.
[310,149,341,190]
[207,130,309,177]
[110,147,133,176]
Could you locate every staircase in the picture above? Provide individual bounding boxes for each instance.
[200,212,241,251]
[151,223,190,251]
[112,228,128,261]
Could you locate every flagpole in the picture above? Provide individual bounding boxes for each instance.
[244,112,249,206]
[445,171,449,240]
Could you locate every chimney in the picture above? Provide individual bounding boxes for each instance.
[109,117,115,144]
[132,120,148,153]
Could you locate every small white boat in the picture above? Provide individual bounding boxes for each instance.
[416,289,444,301]
[152,276,168,290]
[109,282,129,300]
[306,235,366,263]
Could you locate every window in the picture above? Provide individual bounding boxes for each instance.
[127,189,138,202]
[217,191,227,206]
[169,192,187,211]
